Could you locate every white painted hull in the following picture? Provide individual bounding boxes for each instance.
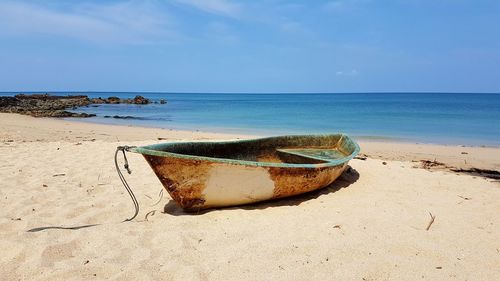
[143,154,348,210]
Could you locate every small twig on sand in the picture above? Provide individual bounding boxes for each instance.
[52,173,66,177]
[426,212,436,231]
[145,210,156,221]
[151,189,164,206]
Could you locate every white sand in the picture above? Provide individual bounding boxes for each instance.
[1,113,499,281]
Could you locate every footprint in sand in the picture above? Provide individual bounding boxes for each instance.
[41,240,80,267]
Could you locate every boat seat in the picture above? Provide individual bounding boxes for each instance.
[276,148,347,164]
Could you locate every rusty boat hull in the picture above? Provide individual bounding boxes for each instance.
[132,134,360,211]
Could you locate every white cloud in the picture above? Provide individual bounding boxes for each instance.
[174,0,241,18]
[0,1,177,45]
[336,69,359,76]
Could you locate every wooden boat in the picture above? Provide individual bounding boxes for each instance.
[124,134,359,212]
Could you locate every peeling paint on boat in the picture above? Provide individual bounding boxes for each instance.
[268,164,347,198]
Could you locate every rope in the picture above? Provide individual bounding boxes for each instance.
[114,146,139,222]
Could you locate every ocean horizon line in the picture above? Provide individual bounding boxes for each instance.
[1,91,500,95]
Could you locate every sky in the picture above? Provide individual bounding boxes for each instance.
[0,0,499,93]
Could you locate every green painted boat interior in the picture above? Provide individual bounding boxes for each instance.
[276,148,347,162]
[134,134,360,166]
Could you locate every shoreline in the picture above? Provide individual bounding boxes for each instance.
[3,112,498,146]
[65,115,500,147]
[56,113,500,148]
[2,112,499,174]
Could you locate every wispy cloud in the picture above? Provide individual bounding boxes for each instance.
[0,1,177,45]
[205,21,239,44]
[323,0,344,11]
[323,0,370,12]
[336,69,359,76]
[279,21,311,36]
[174,0,241,18]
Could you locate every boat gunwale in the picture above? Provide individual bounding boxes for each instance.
[131,134,360,168]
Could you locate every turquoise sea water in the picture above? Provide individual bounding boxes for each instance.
[5,92,500,145]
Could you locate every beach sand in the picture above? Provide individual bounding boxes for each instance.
[1,113,499,280]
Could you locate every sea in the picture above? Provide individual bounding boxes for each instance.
[4,92,500,145]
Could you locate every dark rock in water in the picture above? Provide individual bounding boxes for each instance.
[160,99,167,104]
[133,95,149,104]
[98,95,151,104]
[50,111,96,118]
[104,115,142,119]
[98,95,151,105]
[90,97,106,104]
[76,112,96,118]
[107,96,121,104]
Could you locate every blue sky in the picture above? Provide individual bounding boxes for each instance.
[0,0,499,93]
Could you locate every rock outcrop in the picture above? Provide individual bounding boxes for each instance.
[133,95,149,104]
[0,94,95,117]
[107,96,121,104]
[0,94,159,118]
[90,95,152,105]
[90,98,106,104]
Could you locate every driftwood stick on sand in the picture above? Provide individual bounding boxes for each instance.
[426,212,436,231]
[145,210,156,221]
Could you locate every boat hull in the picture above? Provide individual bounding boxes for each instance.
[143,154,348,210]
[134,134,359,211]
